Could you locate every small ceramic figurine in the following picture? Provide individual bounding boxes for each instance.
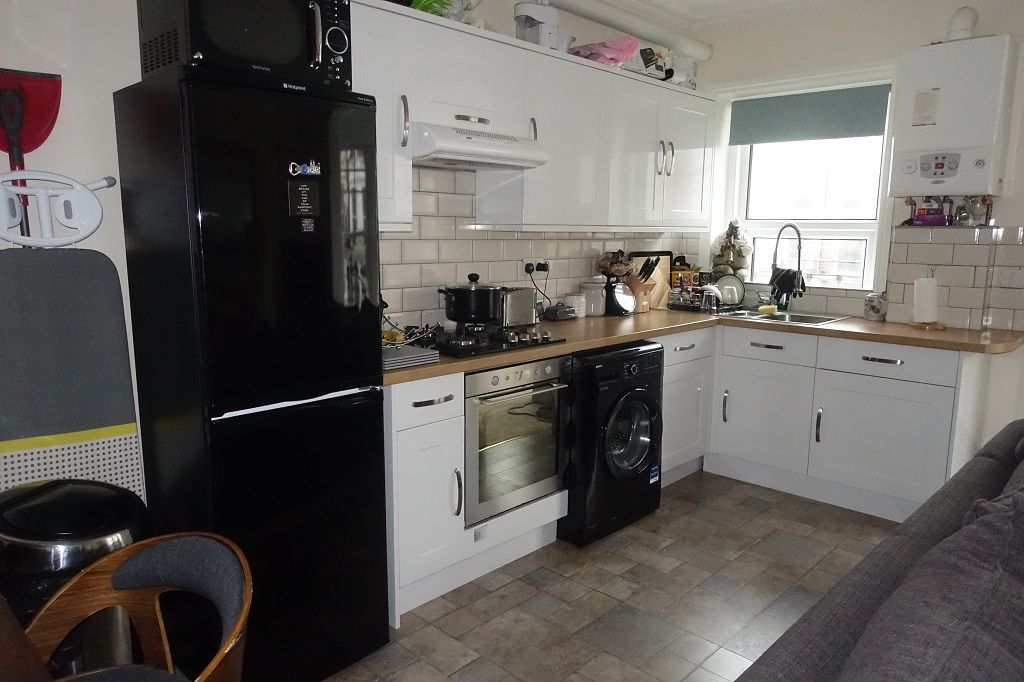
[710,219,753,281]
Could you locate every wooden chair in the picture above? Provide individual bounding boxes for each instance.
[24,532,252,682]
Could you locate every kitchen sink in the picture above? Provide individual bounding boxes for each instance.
[756,312,848,325]
[716,310,764,318]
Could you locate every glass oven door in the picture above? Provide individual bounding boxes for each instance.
[465,381,566,526]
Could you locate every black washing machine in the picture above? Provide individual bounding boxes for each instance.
[558,341,663,546]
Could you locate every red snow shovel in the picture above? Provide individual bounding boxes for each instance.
[0,68,62,237]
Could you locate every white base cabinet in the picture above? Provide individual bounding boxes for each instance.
[714,357,815,475]
[809,370,954,503]
[662,357,713,472]
[393,417,468,587]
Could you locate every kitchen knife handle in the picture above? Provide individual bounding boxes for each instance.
[657,141,667,176]
[454,468,464,516]
[412,394,455,408]
[815,407,823,443]
[400,95,410,148]
[667,141,676,176]
[309,2,323,68]
[722,390,729,423]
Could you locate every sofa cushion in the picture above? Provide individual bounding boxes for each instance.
[998,436,1024,496]
[838,492,1024,682]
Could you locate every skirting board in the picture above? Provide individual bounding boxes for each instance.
[661,457,702,487]
[704,453,919,522]
[395,522,556,627]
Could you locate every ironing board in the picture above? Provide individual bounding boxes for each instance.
[0,248,144,498]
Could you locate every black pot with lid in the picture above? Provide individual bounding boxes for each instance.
[438,273,503,323]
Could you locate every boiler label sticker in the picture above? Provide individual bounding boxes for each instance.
[288,180,320,217]
[650,466,660,484]
[912,88,940,127]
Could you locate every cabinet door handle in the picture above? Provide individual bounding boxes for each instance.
[674,344,696,352]
[657,140,667,176]
[530,117,538,141]
[751,342,784,350]
[400,95,411,148]
[412,393,455,408]
[308,1,323,69]
[815,407,823,443]
[862,355,905,366]
[454,468,464,516]
[455,114,490,125]
[722,390,729,423]
[667,141,676,176]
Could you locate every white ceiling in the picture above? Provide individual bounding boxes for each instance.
[599,0,844,29]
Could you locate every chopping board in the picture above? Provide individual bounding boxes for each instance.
[628,251,672,310]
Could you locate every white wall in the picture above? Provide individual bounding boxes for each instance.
[0,0,140,326]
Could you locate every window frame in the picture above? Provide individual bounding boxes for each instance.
[712,66,897,293]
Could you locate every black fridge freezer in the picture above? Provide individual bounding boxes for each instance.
[114,70,387,681]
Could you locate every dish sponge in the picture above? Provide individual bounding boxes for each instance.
[758,304,778,315]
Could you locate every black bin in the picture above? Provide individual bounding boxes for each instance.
[0,479,146,673]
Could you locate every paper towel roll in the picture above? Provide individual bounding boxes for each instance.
[914,278,938,323]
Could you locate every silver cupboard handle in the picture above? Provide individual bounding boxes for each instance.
[674,344,696,352]
[722,390,729,423]
[454,468,464,516]
[815,407,823,443]
[530,117,538,141]
[455,114,490,125]
[862,355,905,366]
[480,383,567,405]
[412,394,454,408]
[657,141,667,176]
[667,141,676,176]
[309,2,323,69]
[751,342,785,350]
[400,95,410,148]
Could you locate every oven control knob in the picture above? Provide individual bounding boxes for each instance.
[530,332,540,342]
[491,375,500,386]
[325,26,350,55]
[519,333,530,343]
[629,363,639,375]
[544,365,553,375]
[542,331,552,342]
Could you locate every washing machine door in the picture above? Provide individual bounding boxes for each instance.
[602,388,659,479]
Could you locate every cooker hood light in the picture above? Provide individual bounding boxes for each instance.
[407,121,549,170]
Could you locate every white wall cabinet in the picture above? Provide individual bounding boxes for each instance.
[662,357,713,471]
[393,416,468,587]
[521,53,611,226]
[714,356,815,474]
[607,82,714,229]
[350,1,413,229]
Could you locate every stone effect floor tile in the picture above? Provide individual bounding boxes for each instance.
[325,472,896,681]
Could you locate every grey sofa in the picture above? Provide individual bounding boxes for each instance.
[740,419,1024,681]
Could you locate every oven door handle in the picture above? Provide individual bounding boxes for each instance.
[478,382,567,405]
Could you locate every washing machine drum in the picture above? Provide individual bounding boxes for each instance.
[603,389,658,479]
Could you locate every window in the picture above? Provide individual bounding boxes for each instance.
[724,84,892,290]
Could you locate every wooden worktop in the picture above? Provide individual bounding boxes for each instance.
[383,310,1024,385]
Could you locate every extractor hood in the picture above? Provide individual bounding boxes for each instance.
[407,121,549,170]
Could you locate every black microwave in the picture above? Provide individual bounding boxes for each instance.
[137,0,351,90]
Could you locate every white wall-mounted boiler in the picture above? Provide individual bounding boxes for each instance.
[889,35,1017,197]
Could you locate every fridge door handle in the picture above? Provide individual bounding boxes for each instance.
[309,2,323,69]
[211,386,380,421]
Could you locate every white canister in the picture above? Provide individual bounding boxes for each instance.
[565,294,587,318]
[580,281,606,316]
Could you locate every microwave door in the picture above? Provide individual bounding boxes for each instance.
[189,80,380,415]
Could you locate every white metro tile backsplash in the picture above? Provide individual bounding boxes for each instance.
[379,168,705,328]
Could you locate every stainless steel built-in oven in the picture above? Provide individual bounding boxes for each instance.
[464,357,567,526]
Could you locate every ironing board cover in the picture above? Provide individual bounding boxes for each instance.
[0,248,142,496]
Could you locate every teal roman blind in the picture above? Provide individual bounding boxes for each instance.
[729,85,891,146]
